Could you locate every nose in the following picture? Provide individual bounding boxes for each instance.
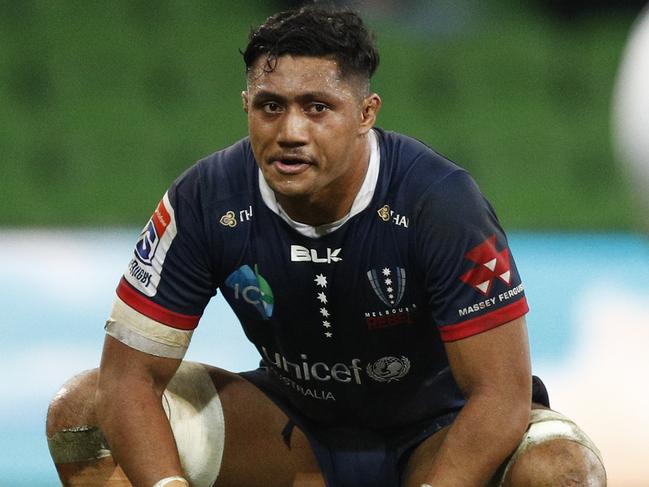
[277,107,308,148]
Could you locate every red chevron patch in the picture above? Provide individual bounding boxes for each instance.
[460,235,512,296]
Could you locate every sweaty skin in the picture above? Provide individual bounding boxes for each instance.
[403,317,532,486]
[242,55,381,226]
[243,55,532,486]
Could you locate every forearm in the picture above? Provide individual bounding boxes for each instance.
[96,379,185,487]
[423,392,530,486]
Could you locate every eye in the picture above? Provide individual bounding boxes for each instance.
[307,103,329,114]
[262,102,283,114]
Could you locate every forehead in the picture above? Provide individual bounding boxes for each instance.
[246,55,357,98]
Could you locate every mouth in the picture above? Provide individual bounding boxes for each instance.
[269,155,313,175]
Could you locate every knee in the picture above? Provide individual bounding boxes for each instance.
[505,439,606,487]
[46,369,99,436]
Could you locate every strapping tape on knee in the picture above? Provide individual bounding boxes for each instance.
[47,425,111,464]
[494,409,604,486]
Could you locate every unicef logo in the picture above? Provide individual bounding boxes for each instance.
[366,356,411,383]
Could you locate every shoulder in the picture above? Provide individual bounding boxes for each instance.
[377,129,461,179]
[170,137,256,207]
[376,129,481,211]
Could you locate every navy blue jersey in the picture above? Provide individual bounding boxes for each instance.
[110,129,528,429]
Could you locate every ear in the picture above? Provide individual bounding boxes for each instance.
[358,93,382,135]
[241,90,249,113]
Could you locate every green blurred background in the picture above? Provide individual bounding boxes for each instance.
[1,0,645,229]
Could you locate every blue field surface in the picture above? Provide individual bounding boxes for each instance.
[1,230,648,486]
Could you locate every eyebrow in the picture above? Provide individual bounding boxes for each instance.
[251,90,338,104]
[251,90,287,104]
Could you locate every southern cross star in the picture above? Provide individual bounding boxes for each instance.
[314,274,328,287]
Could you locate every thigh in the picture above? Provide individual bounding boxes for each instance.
[47,365,322,487]
[47,369,132,486]
[400,421,451,487]
[206,365,322,487]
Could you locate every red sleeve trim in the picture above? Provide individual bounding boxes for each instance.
[439,297,529,342]
[116,278,200,330]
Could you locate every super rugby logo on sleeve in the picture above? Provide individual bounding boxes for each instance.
[125,193,178,297]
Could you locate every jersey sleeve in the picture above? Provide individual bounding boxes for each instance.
[105,165,217,358]
[416,169,528,342]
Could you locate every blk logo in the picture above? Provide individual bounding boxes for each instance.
[291,245,342,263]
[460,235,511,296]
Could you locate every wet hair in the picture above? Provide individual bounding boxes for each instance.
[242,5,379,86]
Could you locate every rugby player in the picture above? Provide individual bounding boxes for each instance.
[46,6,607,487]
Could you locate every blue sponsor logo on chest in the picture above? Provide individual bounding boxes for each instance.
[225,264,274,319]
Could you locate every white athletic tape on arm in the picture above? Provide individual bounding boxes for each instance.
[162,361,225,487]
[105,296,193,359]
[152,476,189,487]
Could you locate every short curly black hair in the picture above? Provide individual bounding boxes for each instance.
[242,5,379,83]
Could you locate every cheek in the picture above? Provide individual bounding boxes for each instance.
[248,118,273,145]
[248,122,270,163]
[318,116,359,149]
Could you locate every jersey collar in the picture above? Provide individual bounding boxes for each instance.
[258,129,380,238]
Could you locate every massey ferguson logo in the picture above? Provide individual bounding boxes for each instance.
[291,245,342,263]
[460,235,512,296]
[366,356,411,382]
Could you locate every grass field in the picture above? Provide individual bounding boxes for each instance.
[0,1,640,229]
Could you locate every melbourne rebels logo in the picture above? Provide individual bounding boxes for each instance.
[367,267,406,306]
[460,235,512,296]
[135,200,171,264]
[366,356,411,382]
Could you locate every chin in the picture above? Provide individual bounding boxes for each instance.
[267,178,312,199]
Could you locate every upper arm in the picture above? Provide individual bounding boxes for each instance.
[106,166,218,361]
[414,169,532,399]
[444,316,531,401]
[415,169,529,342]
[98,334,182,397]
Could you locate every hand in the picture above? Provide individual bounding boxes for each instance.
[152,477,189,487]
